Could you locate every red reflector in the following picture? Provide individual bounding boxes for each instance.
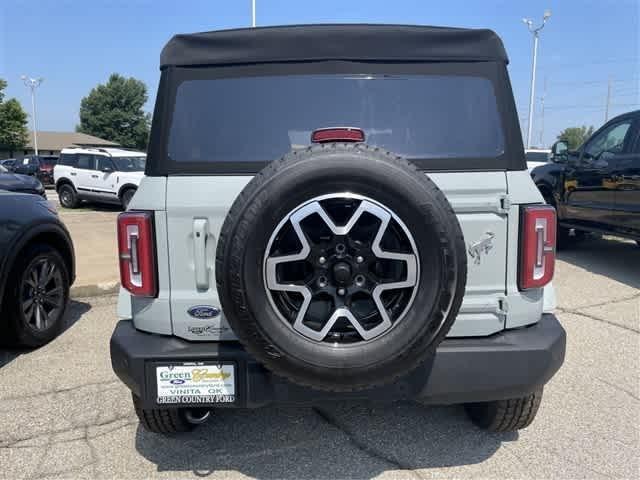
[117,211,157,297]
[519,205,556,290]
[311,127,365,143]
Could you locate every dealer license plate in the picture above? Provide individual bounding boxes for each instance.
[155,363,235,404]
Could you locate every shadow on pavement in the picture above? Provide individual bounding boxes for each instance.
[135,401,515,478]
[0,299,91,368]
[558,235,640,289]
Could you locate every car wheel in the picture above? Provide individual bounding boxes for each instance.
[465,389,543,432]
[0,244,70,347]
[121,188,136,210]
[58,184,79,209]
[216,143,467,392]
[132,394,204,434]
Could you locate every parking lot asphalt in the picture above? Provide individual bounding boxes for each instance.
[45,189,120,290]
[1,236,638,479]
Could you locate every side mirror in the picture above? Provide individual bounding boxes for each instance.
[551,140,569,156]
[102,167,113,173]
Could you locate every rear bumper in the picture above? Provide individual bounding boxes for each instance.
[110,313,565,409]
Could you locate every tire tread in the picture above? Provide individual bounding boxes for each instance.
[132,394,193,434]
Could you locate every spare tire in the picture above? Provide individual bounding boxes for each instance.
[216,143,467,391]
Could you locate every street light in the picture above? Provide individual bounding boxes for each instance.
[21,75,44,156]
[251,0,256,27]
[522,10,551,149]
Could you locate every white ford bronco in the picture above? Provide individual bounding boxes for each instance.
[54,147,146,209]
[110,25,566,434]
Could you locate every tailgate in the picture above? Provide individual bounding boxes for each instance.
[165,172,509,341]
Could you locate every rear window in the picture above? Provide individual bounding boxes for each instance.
[40,158,58,167]
[167,74,505,166]
[59,153,77,167]
[113,157,146,172]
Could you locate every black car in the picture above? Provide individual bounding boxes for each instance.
[532,110,640,246]
[0,159,17,171]
[0,191,75,346]
[13,155,59,186]
[0,164,46,197]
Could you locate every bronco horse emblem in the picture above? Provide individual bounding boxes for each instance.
[468,232,495,265]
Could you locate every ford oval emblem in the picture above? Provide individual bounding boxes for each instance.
[170,379,185,385]
[187,305,221,319]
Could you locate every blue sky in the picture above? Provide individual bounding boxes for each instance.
[1,0,638,147]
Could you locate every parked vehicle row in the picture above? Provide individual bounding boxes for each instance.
[54,147,145,209]
[2,155,59,186]
[0,164,46,197]
[531,110,640,246]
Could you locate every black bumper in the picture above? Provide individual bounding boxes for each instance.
[110,314,565,409]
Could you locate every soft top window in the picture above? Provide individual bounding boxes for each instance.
[167,74,505,166]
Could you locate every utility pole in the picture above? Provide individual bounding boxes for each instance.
[605,76,612,122]
[251,0,256,27]
[539,76,547,147]
[21,75,44,156]
[523,10,552,149]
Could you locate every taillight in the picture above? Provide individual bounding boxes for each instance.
[117,211,157,297]
[519,205,556,290]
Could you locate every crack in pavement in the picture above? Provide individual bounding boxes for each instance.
[556,307,640,333]
[0,380,122,404]
[557,292,640,311]
[596,377,640,402]
[1,414,137,449]
[312,407,424,479]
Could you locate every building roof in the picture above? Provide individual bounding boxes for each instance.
[27,131,119,151]
[160,24,509,69]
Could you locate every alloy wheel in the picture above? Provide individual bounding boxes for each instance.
[20,257,65,331]
[264,193,419,343]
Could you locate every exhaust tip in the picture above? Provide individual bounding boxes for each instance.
[185,409,211,425]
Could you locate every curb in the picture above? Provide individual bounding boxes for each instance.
[70,281,120,299]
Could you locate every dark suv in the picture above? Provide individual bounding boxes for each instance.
[532,110,640,245]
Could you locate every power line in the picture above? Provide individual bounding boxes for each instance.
[540,57,639,69]
[548,77,638,87]
[545,103,639,110]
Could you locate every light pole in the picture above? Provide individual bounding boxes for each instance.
[21,75,44,156]
[523,10,551,149]
[251,0,256,27]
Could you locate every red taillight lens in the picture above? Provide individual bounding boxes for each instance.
[311,127,365,143]
[117,211,157,297]
[519,205,556,290]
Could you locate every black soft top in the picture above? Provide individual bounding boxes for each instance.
[160,24,508,68]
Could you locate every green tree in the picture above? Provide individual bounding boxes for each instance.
[0,79,30,153]
[77,73,150,150]
[556,125,595,150]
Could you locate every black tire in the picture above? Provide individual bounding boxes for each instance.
[0,244,70,347]
[216,143,467,392]
[132,394,195,434]
[120,188,136,210]
[465,389,543,432]
[58,184,79,209]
